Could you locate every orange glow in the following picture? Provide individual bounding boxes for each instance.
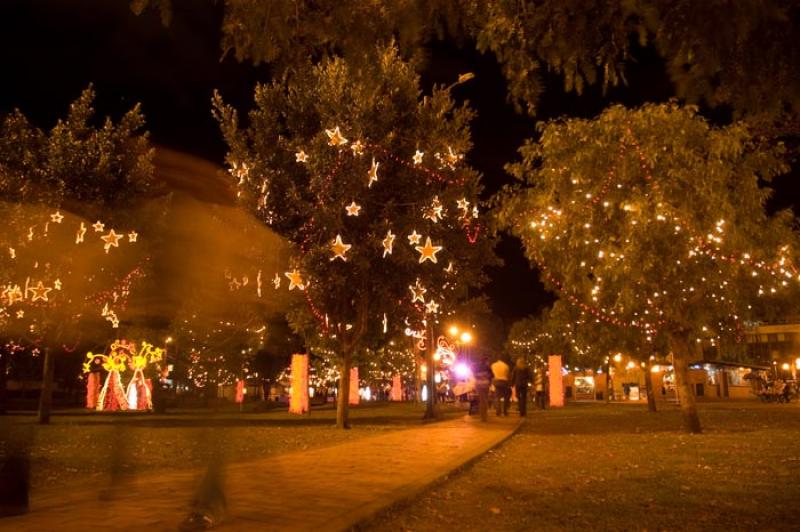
[289,354,309,414]
[548,355,564,407]
[348,367,360,405]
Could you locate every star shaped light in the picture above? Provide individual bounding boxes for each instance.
[127,231,138,243]
[444,146,463,168]
[425,196,444,223]
[413,150,424,165]
[382,230,396,257]
[425,300,440,314]
[3,286,23,305]
[330,234,352,261]
[16,310,24,319]
[76,222,87,244]
[457,198,470,212]
[367,158,379,188]
[351,140,364,156]
[325,126,348,146]
[273,273,281,289]
[50,211,64,224]
[345,202,361,216]
[295,150,308,163]
[8,247,15,259]
[29,281,52,302]
[93,221,105,233]
[416,237,443,264]
[101,229,123,252]
[285,270,305,291]
[54,279,62,290]
[408,230,422,245]
[409,280,427,303]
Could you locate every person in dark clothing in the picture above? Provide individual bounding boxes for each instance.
[511,357,532,417]
[473,356,493,422]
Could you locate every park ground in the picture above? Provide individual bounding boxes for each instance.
[2,401,799,530]
[366,401,800,531]
[0,402,467,489]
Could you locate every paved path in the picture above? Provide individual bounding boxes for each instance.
[0,414,521,531]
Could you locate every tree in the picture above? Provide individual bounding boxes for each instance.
[213,44,494,428]
[0,86,154,423]
[497,102,800,433]
[135,1,800,122]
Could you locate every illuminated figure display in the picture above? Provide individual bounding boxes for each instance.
[83,340,165,411]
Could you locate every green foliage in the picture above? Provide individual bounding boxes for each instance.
[497,102,800,349]
[0,85,154,216]
[213,44,495,357]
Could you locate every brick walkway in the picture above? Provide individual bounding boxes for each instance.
[0,414,521,531]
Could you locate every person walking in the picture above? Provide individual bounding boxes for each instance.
[474,356,493,422]
[511,357,532,417]
[491,356,511,416]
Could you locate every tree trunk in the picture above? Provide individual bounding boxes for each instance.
[336,349,352,429]
[670,334,702,433]
[422,328,438,420]
[0,351,8,415]
[604,360,610,404]
[37,348,54,425]
[644,356,657,413]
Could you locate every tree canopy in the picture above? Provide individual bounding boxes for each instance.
[497,102,800,431]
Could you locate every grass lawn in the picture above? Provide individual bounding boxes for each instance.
[367,401,800,531]
[0,401,465,489]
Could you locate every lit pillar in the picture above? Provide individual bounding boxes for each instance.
[391,374,402,401]
[548,354,564,407]
[348,367,360,405]
[289,353,309,414]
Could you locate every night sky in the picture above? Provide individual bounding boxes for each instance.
[3,1,799,332]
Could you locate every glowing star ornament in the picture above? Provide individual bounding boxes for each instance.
[408,230,422,245]
[350,140,365,156]
[382,230,396,257]
[416,237,443,264]
[16,310,24,319]
[50,211,64,223]
[29,281,52,302]
[2,286,23,305]
[425,300,440,314]
[101,229,123,253]
[273,273,281,289]
[92,221,105,233]
[295,150,308,163]
[345,202,362,216]
[367,158,379,188]
[54,279,62,290]
[413,150,424,165]
[285,270,305,291]
[76,222,87,243]
[425,196,444,223]
[325,126,348,146]
[457,198,470,212]
[127,231,138,243]
[330,234,352,261]
[409,280,427,303]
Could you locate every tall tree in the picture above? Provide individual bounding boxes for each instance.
[213,44,494,428]
[0,86,154,423]
[497,102,800,433]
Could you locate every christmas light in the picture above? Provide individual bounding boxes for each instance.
[415,236,443,264]
[330,234,352,261]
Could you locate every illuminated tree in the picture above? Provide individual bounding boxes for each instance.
[497,102,800,433]
[0,86,154,423]
[213,44,494,428]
